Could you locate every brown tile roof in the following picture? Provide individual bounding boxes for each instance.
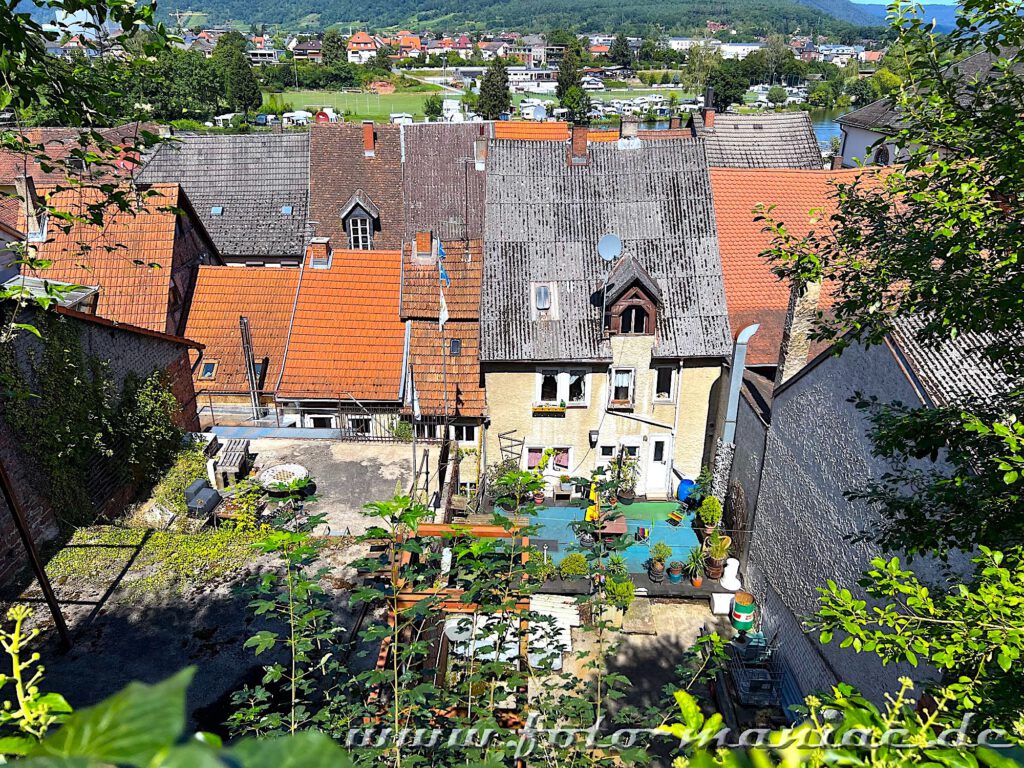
[407,320,486,417]
[24,183,211,334]
[493,122,570,141]
[276,247,406,401]
[186,265,300,393]
[402,239,483,321]
[0,124,159,186]
[309,123,404,251]
[709,167,874,366]
[0,197,21,237]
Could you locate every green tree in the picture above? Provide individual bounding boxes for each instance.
[683,42,721,94]
[476,57,511,119]
[608,33,631,67]
[372,44,394,73]
[220,47,262,113]
[561,84,591,125]
[423,93,443,119]
[871,66,902,95]
[556,46,582,101]
[321,28,345,66]
[137,49,222,121]
[760,0,1024,735]
[807,80,835,106]
[845,76,878,105]
[767,84,788,106]
[705,59,747,109]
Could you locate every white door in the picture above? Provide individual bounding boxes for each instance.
[645,434,673,499]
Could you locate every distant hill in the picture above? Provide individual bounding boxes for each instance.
[854,0,959,31]
[156,0,883,35]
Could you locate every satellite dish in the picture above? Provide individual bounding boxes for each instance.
[597,233,622,262]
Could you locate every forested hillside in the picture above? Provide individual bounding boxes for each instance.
[156,0,882,36]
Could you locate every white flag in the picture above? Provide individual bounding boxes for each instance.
[439,288,449,329]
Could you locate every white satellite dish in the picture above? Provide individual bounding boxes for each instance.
[598,233,622,262]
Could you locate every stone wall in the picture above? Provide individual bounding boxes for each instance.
[745,341,945,703]
[0,310,199,587]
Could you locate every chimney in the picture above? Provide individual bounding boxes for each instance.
[830,154,844,170]
[412,230,434,264]
[14,176,43,241]
[568,124,589,165]
[362,120,376,157]
[669,115,682,130]
[619,117,639,139]
[774,280,822,387]
[474,136,487,171]
[306,236,331,267]
[702,86,716,129]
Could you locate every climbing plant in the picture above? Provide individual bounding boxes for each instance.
[0,313,182,528]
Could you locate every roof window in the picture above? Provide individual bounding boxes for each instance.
[281,205,293,215]
[211,206,224,216]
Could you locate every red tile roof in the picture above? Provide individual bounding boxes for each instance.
[277,247,406,400]
[401,239,482,321]
[186,265,300,393]
[710,167,877,366]
[406,320,486,417]
[587,129,619,142]
[493,122,570,141]
[25,183,210,334]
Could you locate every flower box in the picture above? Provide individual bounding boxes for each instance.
[532,404,567,415]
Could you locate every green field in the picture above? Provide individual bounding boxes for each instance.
[263,89,449,121]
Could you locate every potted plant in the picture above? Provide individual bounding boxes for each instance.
[533,487,546,505]
[578,531,595,549]
[559,474,573,492]
[558,553,589,580]
[683,547,705,588]
[704,530,732,580]
[697,496,722,538]
[667,560,684,583]
[610,455,640,505]
[607,552,628,579]
[648,541,672,583]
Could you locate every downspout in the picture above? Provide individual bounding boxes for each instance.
[710,323,759,501]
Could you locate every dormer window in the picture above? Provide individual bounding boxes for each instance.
[620,306,648,334]
[347,215,373,250]
[340,189,380,251]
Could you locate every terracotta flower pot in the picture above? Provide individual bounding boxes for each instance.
[691,575,703,588]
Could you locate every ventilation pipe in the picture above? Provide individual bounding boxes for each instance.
[723,323,760,444]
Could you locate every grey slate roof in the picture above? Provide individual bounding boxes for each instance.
[481,137,732,362]
[889,315,1012,407]
[401,122,490,242]
[838,49,1024,135]
[137,133,310,260]
[694,112,823,170]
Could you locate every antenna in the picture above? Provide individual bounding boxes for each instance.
[598,233,622,262]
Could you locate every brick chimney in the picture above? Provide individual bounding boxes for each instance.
[669,115,682,130]
[775,279,822,387]
[474,136,487,171]
[619,117,639,139]
[14,176,43,241]
[306,236,331,267]
[362,120,376,157]
[702,86,716,129]
[830,154,844,170]
[568,124,589,165]
[412,230,434,264]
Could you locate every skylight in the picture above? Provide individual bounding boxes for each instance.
[211,206,224,216]
[281,205,293,215]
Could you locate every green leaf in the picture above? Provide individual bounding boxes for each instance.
[32,668,193,764]
[0,735,38,756]
[244,631,278,655]
[227,732,354,768]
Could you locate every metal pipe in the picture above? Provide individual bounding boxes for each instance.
[722,324,760,444]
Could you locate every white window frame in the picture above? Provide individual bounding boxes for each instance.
[535,368,589,407]
[347,415,372,435]
[451,423,478,443]
[653,365,676,403]
[524,446,572,475]
[609,367,635,406]
[347,215,373,250]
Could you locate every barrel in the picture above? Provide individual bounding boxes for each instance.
[731,591,756,632]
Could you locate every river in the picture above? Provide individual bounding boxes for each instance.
[809,107,851,151]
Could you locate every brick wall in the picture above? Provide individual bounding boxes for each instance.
[0,309,199,587]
